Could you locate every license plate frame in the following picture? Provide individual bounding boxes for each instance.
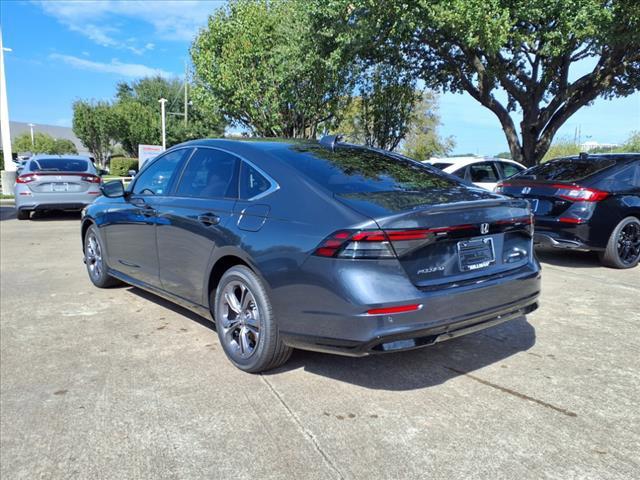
[457,237,496,272]
[529,199,539,213]
[52,182,68,192]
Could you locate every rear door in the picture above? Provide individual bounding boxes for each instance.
[104,148,192,287]
[156,147,240,305]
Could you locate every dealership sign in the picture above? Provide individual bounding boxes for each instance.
[138,144,164,169]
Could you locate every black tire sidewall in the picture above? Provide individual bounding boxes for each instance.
[213,266,277,372]
[604,216,640,269]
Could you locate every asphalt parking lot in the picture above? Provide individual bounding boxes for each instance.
[1,205,639,480]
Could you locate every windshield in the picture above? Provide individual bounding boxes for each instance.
[278,144,462,194]
[30,158,89,173]
[519,158,615,182]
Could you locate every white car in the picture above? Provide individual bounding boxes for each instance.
[425,156,526,191]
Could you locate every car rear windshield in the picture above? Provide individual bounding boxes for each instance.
[277,144,461,194]
[30,158,89,173]
[429,162,453,170]
[520,157,616,182]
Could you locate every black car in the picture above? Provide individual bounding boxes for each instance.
[81,137,540,372]
[496,153,640,268]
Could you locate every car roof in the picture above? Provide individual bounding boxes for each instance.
[28,154,93,161]
[552,153,640,164]
[425,156,521,166]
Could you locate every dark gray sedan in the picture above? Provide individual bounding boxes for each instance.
[81,137,540,372]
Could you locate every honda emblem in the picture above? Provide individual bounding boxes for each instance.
[521,186,531,194]
[480,223,490,235]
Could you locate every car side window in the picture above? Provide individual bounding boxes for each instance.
[132,149,190,196]
[598,164,639,192]
[448,166,466,179]
[500,162,523,179]
[240,162,272,199]
[175,148,239,199]
[469,162,500,183]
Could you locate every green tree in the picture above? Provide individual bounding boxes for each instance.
[191,0,353,138]
[334,64,419,150]
[496,152,512,159]
[542,137,581,161]
[13,132,77,155]
[620,131,640,152]
[401,92,455,160]
[314,0,640,166]
[72,100,118,168]
[113,76,225,155]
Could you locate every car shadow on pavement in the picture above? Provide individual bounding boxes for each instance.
[267,317,536,391]
[0,206,15,221]
[535,249,602,268]
[29,211,82,221]
[126,286,216,331]
[124,283,536,392]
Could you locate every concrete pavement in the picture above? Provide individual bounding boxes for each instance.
[1,206,639,479]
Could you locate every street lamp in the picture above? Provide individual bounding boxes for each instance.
[28,123,35,149]
[159,98,167,151]
[1,27,16,195]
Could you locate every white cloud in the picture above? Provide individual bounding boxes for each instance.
[36,1,224,52]
[50,53,174,78]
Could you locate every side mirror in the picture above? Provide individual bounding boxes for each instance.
[98,169,109,176]
[127,169,137,177]
[100,180,125,198]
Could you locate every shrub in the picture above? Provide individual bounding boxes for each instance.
[110,157,138,176]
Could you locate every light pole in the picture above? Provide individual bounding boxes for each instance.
[0,26,16,195]
[28,123,35,149]
[159,98,167,151]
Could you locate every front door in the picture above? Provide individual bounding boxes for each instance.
[104,148,192,287]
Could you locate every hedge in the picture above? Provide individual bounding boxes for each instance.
[110,157,138,176]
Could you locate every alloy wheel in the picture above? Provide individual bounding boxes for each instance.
[617,221,640,265]
[219,281,261,359]
[85,232,103,280]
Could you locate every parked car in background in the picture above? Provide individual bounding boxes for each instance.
[496,153,640,269]
[14,155,102,220]
[81,137,540,373]
[426,157,525,191]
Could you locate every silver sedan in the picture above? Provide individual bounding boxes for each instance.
[14,155,102,220]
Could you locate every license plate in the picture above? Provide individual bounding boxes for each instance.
[53,183,68,192]
[457,237,495,272]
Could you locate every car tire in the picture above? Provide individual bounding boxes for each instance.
[84,225,121,287]
[213,265,292,373]
[599,216,640,269]
[16,209,30,220]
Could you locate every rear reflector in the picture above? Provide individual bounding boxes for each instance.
[367,304,422,315]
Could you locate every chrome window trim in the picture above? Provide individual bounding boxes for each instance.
[187,145,280,201]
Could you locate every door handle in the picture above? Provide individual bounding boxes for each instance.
[198,213,220,226]
[141,204,157,217]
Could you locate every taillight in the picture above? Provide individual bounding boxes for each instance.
[16,174,37,183]
[81,174,101,184]
[554,185,608,202]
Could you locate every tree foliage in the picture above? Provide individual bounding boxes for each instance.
[313,0,640,166]
[72,100,118,168]
[13,132,78,155]
[401,92,455,160]
[334,64,420,150]
[191,0,354,138]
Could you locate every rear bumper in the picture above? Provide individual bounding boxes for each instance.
[14,192,98,211]
[534,232,591,251]
[276,261,541,356]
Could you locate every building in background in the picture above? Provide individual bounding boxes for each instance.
[0,120,89,156]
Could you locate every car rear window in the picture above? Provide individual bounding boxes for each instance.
[30,158,89,173]
[430,162,453,170]
[278,144,461,194]
[521,157,616,182]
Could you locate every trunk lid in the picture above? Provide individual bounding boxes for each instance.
[337,191,533,288]
[26,173,97,193]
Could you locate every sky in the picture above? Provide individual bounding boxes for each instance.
[1,0,639,156]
